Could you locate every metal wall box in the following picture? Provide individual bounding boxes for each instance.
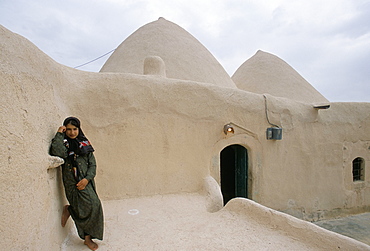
[266,127,282,140]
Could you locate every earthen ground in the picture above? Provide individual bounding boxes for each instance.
[61,194,370,250]
[315,212,370,246]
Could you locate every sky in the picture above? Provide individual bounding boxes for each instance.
[1,0,369,102]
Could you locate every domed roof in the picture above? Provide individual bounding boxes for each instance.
[100,18,236,88]
[232,50,329,104]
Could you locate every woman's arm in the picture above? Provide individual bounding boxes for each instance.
[84,152,97,181]
[76,153,96,190]
[76,152,97,190]
[49,130,68,159]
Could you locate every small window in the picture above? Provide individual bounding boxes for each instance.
[352,157,364,181]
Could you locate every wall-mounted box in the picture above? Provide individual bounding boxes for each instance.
[266,127,282,140]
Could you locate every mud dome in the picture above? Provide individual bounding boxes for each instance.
[1,18,369,250]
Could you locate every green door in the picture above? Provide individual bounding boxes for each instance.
[221,144,248,205]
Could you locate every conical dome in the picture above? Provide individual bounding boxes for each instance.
[100,18,236,88]
[232,50,329,104]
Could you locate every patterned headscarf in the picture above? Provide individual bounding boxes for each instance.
[63,116,94,156]
[63,117,94,182]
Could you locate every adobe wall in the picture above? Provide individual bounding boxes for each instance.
[249,99,370,221]
[0,25,72,249]
[53,69,370,221]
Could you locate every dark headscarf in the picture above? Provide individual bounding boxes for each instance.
[63,117,94,156]
[63,117,94,182]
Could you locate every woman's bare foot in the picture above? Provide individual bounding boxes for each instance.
[84,235,98,250]
[61,205,70,227]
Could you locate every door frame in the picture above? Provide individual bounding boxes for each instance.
[210,134,263,203]
[220,144,248,204]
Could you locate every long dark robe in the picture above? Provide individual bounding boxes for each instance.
[50,132,104,240]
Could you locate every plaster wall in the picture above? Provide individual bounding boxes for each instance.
[52,71,268,199]
[56,70,370,221]
[253,99,370,221]
[0,25,72,249]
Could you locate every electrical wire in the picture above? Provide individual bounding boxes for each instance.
[73,48,116,69]
[263,94,280,128]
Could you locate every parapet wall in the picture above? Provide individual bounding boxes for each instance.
[0,25,71,250]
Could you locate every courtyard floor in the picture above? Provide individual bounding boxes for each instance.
[61,194,370,250]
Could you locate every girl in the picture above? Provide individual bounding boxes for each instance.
[50,117,103,250]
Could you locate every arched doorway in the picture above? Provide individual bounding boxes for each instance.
[220,144,248,205]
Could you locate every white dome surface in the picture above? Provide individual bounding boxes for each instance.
[232,50,329,104]
[100,18,236,88]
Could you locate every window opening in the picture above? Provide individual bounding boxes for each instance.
[352,157,364,181]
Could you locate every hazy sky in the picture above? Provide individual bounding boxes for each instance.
[1,0,369,102]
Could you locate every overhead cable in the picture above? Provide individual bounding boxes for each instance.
[74,48,116,69]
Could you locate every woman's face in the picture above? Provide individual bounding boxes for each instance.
[65,123,79,139]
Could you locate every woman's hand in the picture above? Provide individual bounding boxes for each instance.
[58,126,66,133]
[76,178,89,190]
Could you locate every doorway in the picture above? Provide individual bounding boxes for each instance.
[220,144,248,205]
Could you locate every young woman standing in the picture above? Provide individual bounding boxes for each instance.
[50,117,103,250]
